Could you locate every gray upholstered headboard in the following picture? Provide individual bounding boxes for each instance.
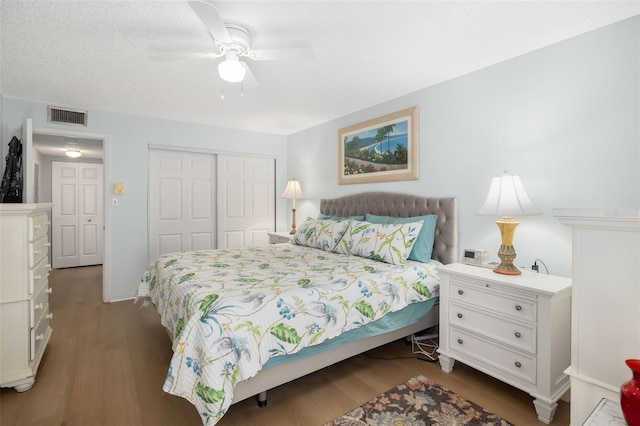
[320,192,458,265]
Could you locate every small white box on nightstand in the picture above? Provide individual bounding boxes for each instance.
[461,249,489,266]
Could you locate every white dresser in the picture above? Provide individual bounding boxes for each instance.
[0,203,53,392]
[554,208,640,426]
[437,263,572,424]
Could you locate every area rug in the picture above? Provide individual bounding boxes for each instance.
[325,374,514,426]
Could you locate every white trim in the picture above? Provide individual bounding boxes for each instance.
[148,143,275,160]
[32,125,111,302]
[109,296,135,303]
[563,367,621,394]
[102,136,112,302]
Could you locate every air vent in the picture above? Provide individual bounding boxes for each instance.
[47,106,88,126]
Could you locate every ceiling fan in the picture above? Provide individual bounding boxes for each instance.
[157,1,314,87]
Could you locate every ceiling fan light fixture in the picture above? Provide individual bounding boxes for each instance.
[218,52,246,83]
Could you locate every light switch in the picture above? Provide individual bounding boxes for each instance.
[111,198,119,207]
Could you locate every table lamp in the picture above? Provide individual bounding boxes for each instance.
[477,171,541,275]
[281,178,304,234]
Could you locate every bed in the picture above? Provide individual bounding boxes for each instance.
[137,192,457,425]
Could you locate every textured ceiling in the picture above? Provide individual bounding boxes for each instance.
[2,1,639,136]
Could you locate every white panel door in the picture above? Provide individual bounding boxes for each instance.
[52,162,104,268]
[52,162,78,268]
[78,163,104,266]
[217,155,275,249]
[148,149,216,260]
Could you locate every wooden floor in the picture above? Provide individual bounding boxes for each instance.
[0,266,570,426]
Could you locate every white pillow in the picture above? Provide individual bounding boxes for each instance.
[292,218,350,252]
[334,220,424,265]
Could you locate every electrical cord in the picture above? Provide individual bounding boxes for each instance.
[532,259,549,274]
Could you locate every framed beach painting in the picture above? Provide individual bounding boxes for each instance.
[338,106,419,185]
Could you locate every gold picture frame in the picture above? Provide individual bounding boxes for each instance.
[338,106,419,185]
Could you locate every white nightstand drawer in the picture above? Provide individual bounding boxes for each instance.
[449,301,536,353]
[450,280,537,323]
[450,327,536,385]
[268,232,292,244]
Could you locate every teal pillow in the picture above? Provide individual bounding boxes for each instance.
[317,214,365,221]
[365,214,438,263]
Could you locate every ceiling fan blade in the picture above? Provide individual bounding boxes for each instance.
[248,48,314,62]
[149,52,224,62]
[242,62,259,89]
[188,1,231,44]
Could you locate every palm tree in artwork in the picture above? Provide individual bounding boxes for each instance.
[380,125,395,152]
[375,128,386,153]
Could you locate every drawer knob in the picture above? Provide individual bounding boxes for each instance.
[35,333,44,341]
[47,313,53,320]
[457,289,464,295]
[515,361,522,368]
[35,274,42,280]
[457,313,463,319]
[34,250,40,255]
[35,303,44,310]
[515,305,522,311]
[457,338,463,345]
[514,331,522,338]
[46,287,53,294]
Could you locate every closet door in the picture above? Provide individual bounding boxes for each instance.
[51,161,104,268]
[217,155,275,249]
[148,149,216,260]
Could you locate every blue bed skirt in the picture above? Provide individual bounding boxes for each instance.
[262,298,438,370]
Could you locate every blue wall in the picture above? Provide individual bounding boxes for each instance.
[2,16,638,298]
[286,16,640,278]
[1,99,288,300]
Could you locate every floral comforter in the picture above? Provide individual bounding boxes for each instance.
[136,243,440,425]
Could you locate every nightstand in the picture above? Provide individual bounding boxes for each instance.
[437,263,572,424]
[267,231,293,244]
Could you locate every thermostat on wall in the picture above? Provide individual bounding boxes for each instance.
[461,249,489,266]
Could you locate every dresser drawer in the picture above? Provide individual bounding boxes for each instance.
[450,280,537,323]
[28,236,49,268]
[449,301,537,353]
[28,257,50,296]
[29,214,49,242]
[30,283,50,327]
[30,305,51,361]
[449,327,536,385]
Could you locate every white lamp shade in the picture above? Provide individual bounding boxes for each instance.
[218,52,246,83]
[477,172,541,217]
[281,179,303,199]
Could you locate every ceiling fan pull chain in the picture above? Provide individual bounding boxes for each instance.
[220,87,224,100]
